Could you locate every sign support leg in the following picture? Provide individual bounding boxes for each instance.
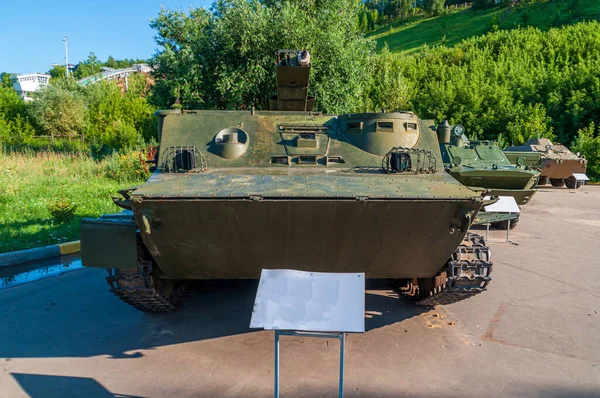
[274,330,280,398]
[273,331,346,398]
[339,332,345,398]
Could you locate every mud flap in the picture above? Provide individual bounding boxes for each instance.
[80,212,138,269]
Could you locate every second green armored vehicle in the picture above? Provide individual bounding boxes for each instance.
[80,50,493,312]
[438,121,539,229]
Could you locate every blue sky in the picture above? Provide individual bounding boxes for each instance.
[0,0,212,74]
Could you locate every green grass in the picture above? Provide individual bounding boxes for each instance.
[372,0,600,53]
[0,149,147,254]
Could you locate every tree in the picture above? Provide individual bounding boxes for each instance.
[364,46,413,112]
[423,0,444,16]
[73,52,102,79]
[0,85,35,143]
[0,72,13,89]
[149,0,374,114]
[48,65,67,80]
[82,78,155,149]
[367,9,379,30]
[385,0,413,20]
[30,86,87,140]
[572,122,600,181]
[359,12,369,32]
[472,0,496,10]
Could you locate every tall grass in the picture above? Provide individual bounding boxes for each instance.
[372,0,600,53]
[0,148,149,253]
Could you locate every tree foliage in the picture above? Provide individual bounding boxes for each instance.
[1,73,155,151]
[385,0,413,20]
[48,55,149,82]
[73,53,103,80]
[472,0,496,10]
[572,122,600,181]
[363,46,413,112]
[30,85,87,139]
[82,77,155,149]
[0,85,36,143]
[0,73,13,89]
[423,0,445,16]
[149,0,374,114]
[391,22,600,151]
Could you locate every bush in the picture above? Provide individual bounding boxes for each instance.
[386,22,600,148]
[363,46,413,112]
[0,86,36,143]
[102,150,151,183]
[29,85,87,140]
[83,80,156,150]
[571,122,600,181]
[423,0,445,16]
[48,196,78,224]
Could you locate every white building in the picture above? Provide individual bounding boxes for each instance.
[11,73,51,101]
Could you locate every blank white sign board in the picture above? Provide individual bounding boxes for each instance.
[250,269,365,333]
[484,196,520,213]
[573,173,589,181]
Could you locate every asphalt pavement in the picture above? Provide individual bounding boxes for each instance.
[0,185,599,397]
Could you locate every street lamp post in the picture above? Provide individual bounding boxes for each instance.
[63,36,69,78]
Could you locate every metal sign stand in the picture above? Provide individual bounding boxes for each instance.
[250,269,364,398]
[572,173,590,194]
[274,331,345,398]
[506,213,511,243]
[482,196,520,244]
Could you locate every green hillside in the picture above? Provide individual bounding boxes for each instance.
[371,0,600,53]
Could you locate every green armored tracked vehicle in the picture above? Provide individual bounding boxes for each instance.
[80,50,492,312]
[437,121,539,229]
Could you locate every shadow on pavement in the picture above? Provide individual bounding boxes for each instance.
[12,372,600,398]
[0,272,425,359]
[10,373,144,398]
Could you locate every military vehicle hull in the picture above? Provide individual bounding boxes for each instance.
[131,195,478,280]
[539,158,586,180]
[504,139,587,188]
[80,111,491,311]
[83,172,482,280]
[447,168,538,205]
[81,51,493,312]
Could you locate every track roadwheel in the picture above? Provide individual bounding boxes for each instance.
[106,267,188,313]
[550,178,565,187]
[399,272,447,301]
[537,176,548,186]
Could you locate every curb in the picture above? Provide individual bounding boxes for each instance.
[0,241,80,268]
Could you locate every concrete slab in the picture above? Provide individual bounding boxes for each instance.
[1,186,599,397]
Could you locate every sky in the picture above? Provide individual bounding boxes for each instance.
[0,0,213,74]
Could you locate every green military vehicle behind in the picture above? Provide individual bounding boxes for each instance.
[80,50,493,312]
[437,121,540,229]
[504,138,587,189]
